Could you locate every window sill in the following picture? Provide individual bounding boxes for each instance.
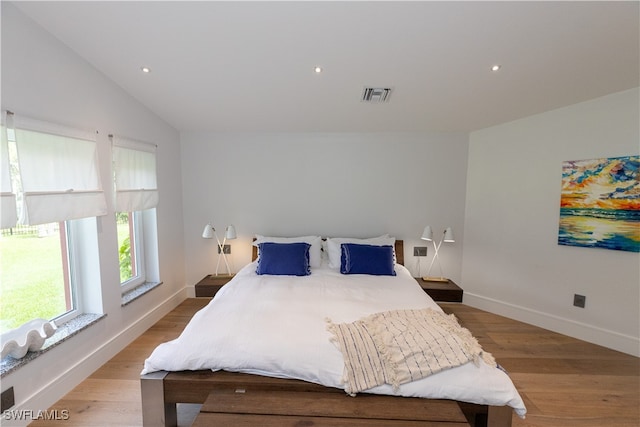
[121,281,162,307]
[0,313,106,378]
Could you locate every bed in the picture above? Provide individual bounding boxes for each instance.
[140,237,526,426]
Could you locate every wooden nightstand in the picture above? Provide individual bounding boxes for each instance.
[195,274,234,297]
[415,278,463,302]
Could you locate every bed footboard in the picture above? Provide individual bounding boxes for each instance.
[488,404,513,427]
[141,371,177,427]
[140,370,514,427]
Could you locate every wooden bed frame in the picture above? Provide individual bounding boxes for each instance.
[140,240,514,426]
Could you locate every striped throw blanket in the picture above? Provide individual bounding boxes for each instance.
[327,308,496,395]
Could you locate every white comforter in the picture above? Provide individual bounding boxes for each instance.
[142,262,526,418]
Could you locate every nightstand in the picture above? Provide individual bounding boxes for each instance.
[195,274,234,297]
[415,278,463,302]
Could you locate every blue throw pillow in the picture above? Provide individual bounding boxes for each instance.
[256,242,311,276]
[340,243,396,276]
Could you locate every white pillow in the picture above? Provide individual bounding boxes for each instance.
[322,235,392,258]
[325,235,396,269]
[254,235,322,268]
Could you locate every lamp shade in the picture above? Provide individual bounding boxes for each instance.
[202,223,214,239]
[443,227,455,243]
[421,226,433,241]
[225,224,237,240]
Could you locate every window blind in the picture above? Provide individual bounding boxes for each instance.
[112,136,158,212]
[11,115,107,225]
[1,124,17,229]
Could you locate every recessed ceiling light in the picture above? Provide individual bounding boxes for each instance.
[314,66,323,74]
[141,66,151,73]
[491,65,501,72]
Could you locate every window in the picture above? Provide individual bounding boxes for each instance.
[111,135,158,294]
[0,222,73,334]
[117,211,146,292]
[0,113,106,335]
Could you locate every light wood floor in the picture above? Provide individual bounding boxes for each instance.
[30,299,639,426]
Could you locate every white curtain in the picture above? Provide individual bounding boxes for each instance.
[112,136,158,212]
[1,123,17,229]
[12,115,107,225]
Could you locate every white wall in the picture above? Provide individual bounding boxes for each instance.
[463,88,640,356]
[180,132,469,291]
[1,3,186,420]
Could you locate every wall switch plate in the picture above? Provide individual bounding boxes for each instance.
[573,294,586,308]
[218,244,231,254]
[1,387,15,411]
[413,246,428,257]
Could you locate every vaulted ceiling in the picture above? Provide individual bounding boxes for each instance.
[12,1,639,132]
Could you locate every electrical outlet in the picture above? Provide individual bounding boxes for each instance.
[573,294,586,308]
[413,246,428,257]
[1,387,15,411]
[217,245,231,254]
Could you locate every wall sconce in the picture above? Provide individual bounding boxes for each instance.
[202,223,237,275]
[421,226,455,282]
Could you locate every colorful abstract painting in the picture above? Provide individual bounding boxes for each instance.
[559,156,639,252]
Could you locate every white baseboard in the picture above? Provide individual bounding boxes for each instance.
[463,293,640,357]
[5,288,187,426]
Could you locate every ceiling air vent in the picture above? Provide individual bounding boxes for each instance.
[361,87,392,103]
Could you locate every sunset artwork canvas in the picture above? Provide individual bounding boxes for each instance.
[559,156,639,252]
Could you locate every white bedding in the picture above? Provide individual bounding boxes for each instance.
[142,261,526,418]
